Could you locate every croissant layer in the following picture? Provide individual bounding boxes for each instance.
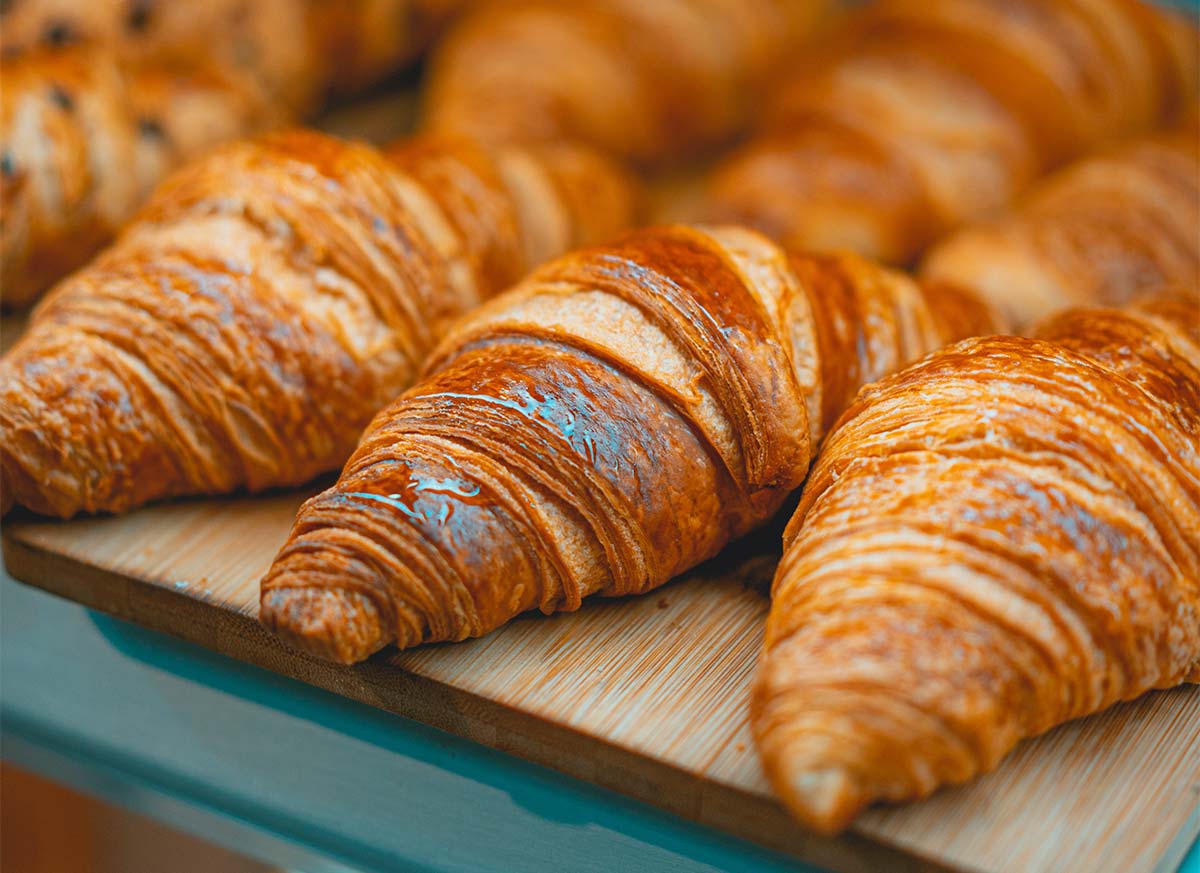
[701,0,1198,263]
[1,1,470,305]
[260,223,998,662]
[756,290,1200,834]
[921,126,1200,326]
[0,130,637,518]
[0,46,279,307]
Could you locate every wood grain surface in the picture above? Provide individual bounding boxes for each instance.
[3,492,1197,873]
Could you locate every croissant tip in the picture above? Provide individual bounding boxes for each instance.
[774,762,866,836]
[260,585,391,665]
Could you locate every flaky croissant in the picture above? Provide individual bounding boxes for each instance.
[421,0,830,166]
[259,224,999,664]
[1,46,279,308]
[701,0,1198,264]
[0,0,475,305]
[756,289,1200,835]
[921,125,1200,327]
[0,129,637,517]
[1,0,465,112]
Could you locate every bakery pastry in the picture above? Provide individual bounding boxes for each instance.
[0,129,637,517]
[920,125,1200,327]
[701,0,1198,264]
[1,0,476,305]
[422,0,831,165]
[259,223,999,663]
[0,0,466,111]
[755,288,1200,833]
[1,46,278,307]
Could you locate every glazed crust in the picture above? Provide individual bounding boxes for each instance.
[259,224,999,663]
[702,0,1198,263]
[0,45,278,307]
[0,129,637,518]
[422,0,830,165]
[920,125,1200,327]
[755,289,1200,834]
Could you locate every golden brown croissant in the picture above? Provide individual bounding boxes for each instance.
[701,0,1199,264]
[0,46,279,308]
[920,125,1200,327]
[0,129,637,518]
[421,0,831,166]
[756,289,1200,835]
[259,224,1000,664]
[0,0,465,111]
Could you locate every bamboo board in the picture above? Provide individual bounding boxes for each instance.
[4,492,1198,873]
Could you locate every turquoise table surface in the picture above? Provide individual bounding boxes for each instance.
[6,563,1197,873]
[1,567,823,873]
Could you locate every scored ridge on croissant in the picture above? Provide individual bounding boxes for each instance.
[0,129,637,518]
[755,289,1200,834]
[259,223,999,663]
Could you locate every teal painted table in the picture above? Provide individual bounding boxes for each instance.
[7,565,1196,872]
[1,568,819,872]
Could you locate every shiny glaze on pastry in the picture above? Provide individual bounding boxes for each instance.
[259,223,999,663]
[0,129,637,517]
[756,289,1200,834]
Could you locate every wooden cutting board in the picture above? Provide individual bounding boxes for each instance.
[4,493,1198,873]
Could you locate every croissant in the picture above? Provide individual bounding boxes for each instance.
[0,129,637,517]
[701,0,1198,264]
[920,125,1200,327]
[259,224,1000,664]
[755,289,1200,834]
[1,0,478,305]
[422,0,831,166]
[1,46,279,308]
[0,0,465,111]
